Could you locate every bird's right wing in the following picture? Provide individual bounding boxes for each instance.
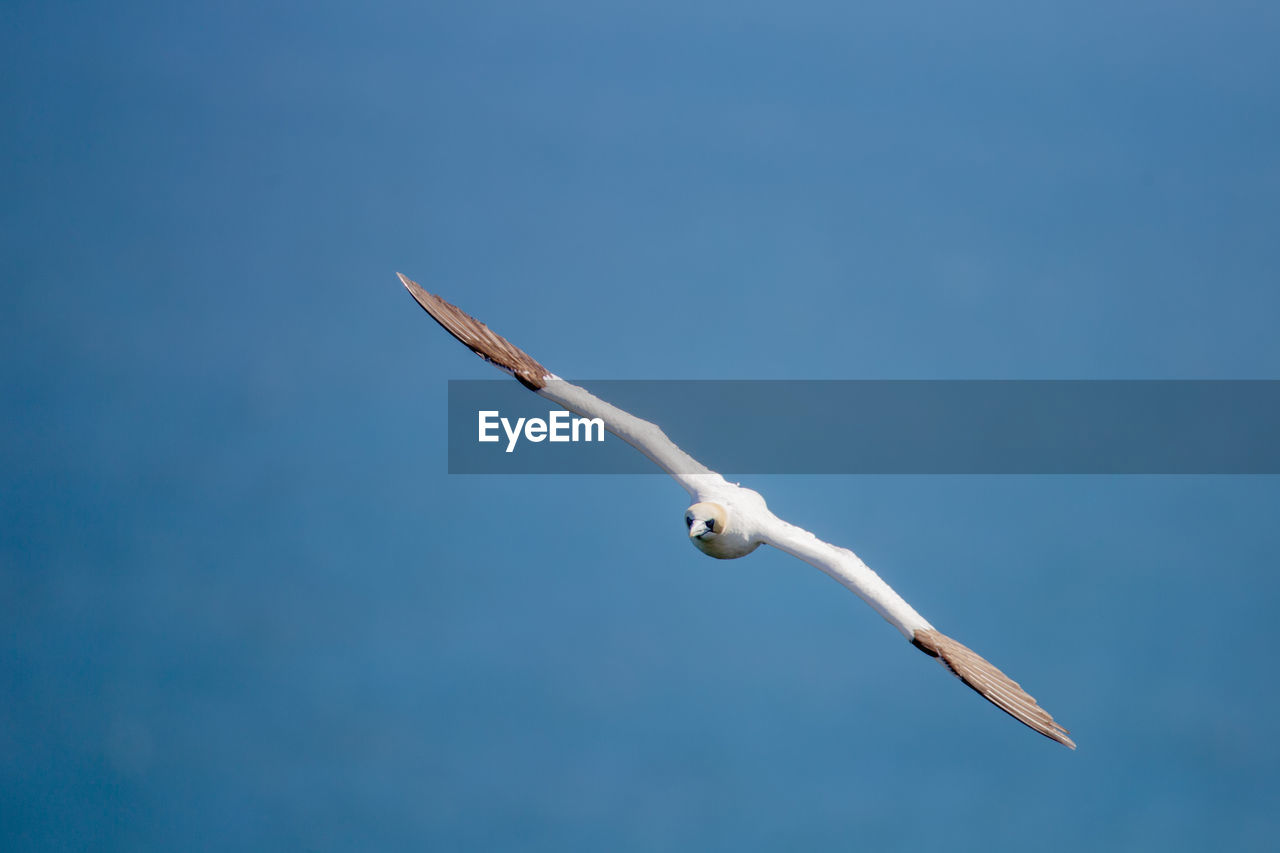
[398,273,727,498]
[760,514,1076,749]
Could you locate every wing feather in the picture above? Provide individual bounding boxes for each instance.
[912,628,1076,748]
[763,517,1075,748]
[398,274,724,497]
[399,273,550,390]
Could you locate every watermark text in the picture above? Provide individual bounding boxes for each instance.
[478,410,606,453]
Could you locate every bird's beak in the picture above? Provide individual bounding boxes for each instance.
[689,520,710,539]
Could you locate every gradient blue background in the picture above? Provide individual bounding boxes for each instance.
[4,2,1279,850]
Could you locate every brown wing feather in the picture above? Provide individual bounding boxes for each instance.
[397,273,550,391]
[912,628,1076,749]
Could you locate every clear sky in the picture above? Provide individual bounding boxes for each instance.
[4,1,1280,850]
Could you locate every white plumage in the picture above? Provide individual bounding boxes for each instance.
[399,273,1075,749]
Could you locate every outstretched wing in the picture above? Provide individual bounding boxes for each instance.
[398,273,725,498]
[760,515,1075,749]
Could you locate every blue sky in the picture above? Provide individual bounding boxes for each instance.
[3,1,1280,850]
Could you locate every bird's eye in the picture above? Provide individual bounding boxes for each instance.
[707,519,718,533]
[686,516,694,529]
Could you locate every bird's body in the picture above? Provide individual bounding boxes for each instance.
[398,273,1075,749]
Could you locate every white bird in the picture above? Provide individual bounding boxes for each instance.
[399,273,1075,749]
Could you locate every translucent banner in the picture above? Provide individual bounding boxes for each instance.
[446,380,1280,474]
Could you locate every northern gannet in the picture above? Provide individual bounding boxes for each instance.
[398,273,1075,749]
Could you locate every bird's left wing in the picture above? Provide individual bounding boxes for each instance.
[398,273,726,498]
[759,514,1076,748]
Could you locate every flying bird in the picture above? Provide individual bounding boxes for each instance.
[398,272,1075,749]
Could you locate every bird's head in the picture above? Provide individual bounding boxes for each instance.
[685,502,728,542]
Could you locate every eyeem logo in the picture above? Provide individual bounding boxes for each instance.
[478,410,606,453]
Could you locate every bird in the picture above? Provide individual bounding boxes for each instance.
[397,272,1075,749]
